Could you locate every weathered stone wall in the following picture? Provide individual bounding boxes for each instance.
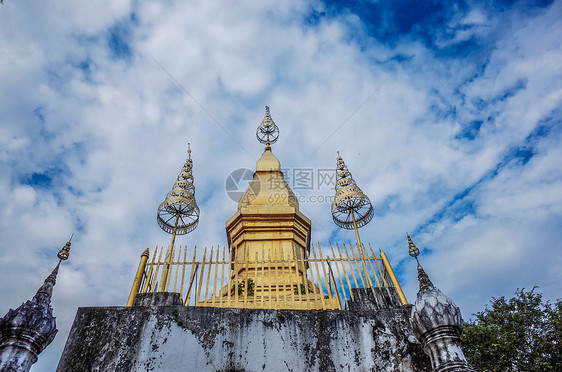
[57,301,430,372]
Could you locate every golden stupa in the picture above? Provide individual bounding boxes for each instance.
[126,107,406,310]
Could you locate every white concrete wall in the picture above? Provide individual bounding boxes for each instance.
[57,305,431,371]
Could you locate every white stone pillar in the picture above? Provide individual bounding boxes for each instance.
[0,342,39,371]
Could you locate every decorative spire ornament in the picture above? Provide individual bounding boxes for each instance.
[57,233,73,262]
[157,143,200,291]
[331,152,374,254]
[407,233,420,262]
[256,106,279,150]
[157,144,200,236]
[331,152,374,287]
[406,234,433,290]
[408,233,475,371]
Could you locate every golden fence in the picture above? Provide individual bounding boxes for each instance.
[127,242,406,310]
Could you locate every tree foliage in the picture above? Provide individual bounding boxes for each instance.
[462,288,562,371]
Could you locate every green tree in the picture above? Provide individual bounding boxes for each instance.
[462,288,562,371]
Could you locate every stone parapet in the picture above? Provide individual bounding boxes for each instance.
[57,305,431,371]
[133,292,183,307]
[347,287,402,311]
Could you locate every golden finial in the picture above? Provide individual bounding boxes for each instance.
[331,152,374,287]
[256,106,279,150]
[157,144,200,291]
[57,233,74,261]
[407,233,420,260]
[331,153,374,231]
[407,234,433,289]
[157,144,200,236]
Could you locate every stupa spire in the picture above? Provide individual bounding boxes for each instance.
[408,233,476,371]
[0,237,73,372]
[33,263,60,303]
[407,234,433,290]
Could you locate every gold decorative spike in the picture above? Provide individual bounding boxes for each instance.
[57,233,74,261]
[407,233,420,260]
[157,144,200,290]
[331,152,373,285]
[256,106,279,149]
[331,153,374,233]
[407,234,434,290]
[157,144,200,236]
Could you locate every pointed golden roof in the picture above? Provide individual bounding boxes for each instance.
[239,110,297,209]
[238,150,298,209]
[256,148,281,172]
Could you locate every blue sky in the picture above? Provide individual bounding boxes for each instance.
[1,0,561,370]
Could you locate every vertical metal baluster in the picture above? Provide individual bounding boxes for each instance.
[261,249,266,307]
[180,246,187,301]
[152,247,165,293]
[243,248,250,307]
[364,244,381,287]
[233,248,240,307]
[185,246,198,305]
[298,247,310,309]
[254,252,259,307]
[317,243,333,298]
[369,244,388,286]
[196,247,207,305]
[330,242,347,306]
[226,247,232,308]
[220,247,226,307]
[211,248,220,306]
[204,247,214,303]
[172,247,181,292]
[311,244,326,310]
[348,242,366,288]
[341,243,359,289]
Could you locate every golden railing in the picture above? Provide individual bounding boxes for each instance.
[127,242,406,310]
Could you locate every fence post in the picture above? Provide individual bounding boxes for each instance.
[126,248,150,306]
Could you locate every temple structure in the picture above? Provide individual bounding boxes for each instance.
[56,107,474,371]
